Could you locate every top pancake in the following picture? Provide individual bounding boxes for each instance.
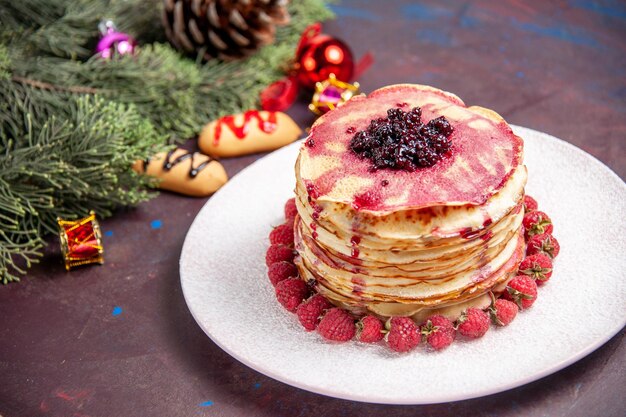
[299,84,524,213]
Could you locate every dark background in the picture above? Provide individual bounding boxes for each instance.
[1,1,625,416]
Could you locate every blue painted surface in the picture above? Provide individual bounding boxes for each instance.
[400,3,452,20]
[198,400,214,407]
[416,28,453,46]
[328,5,380,22]
[510,18,601,48]
[569,0,626,20]
[459,14,480,28]
[112,306,122,316]
[150,219,162,229]
[104,230,113,237]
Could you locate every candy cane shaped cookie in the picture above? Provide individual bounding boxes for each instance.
[198,110,302,157]
[133,148,228,197]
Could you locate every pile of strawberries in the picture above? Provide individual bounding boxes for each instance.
[266,195,560,353]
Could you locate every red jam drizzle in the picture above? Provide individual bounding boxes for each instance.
[310,222,318,239]
[350,235,361,258]
[213,110,277,145]
[306,183,320,200]
[460,227,481,240]
[351,191,381,211]
[351,276,365,295]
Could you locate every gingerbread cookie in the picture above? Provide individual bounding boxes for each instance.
[133,148,228,197]
[198,110,302,158]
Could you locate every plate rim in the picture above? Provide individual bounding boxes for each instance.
[180,125,626,404]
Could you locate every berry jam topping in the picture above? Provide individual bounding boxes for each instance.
[346,127,356,134]
[305,138,315,147]
[349,106,454,171]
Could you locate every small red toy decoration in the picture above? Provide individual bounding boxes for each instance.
[57,211,104,271]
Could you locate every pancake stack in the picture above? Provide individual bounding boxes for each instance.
[293,84,527,322]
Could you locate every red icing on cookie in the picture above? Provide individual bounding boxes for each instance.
[213,110,278,145]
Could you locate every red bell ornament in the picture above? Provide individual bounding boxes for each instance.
[294,24,354,90]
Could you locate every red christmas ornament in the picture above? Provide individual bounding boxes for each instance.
[259,23,372,112]
[294,24,354,90]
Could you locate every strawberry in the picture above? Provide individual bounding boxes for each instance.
[488,292,518,326]
[317,308,355,342]
[503,275,538,309]
[457,308,490,339]
[518,253,553,284]
[421,315,455,350]
[265,244,295,266]
[275,278,309,312]
[296,294,332,331]
[284,198,298,223]
[356,315,384,343]
[526,233,560,259]
[385,317,420,352]
[269,223,294,246]
[523,211,553,239]
[267,261,298,287]
[523,195,538,212]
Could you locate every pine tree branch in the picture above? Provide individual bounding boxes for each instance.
[0,0,334,283]
[12,75,100,94]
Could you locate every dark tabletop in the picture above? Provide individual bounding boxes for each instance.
[1,1,625,416]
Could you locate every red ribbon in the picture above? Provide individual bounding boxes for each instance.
[260,76,299,112]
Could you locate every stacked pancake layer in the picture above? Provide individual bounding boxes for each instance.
[293,84,527,321]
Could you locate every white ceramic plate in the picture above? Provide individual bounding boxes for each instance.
[180,126,626,404]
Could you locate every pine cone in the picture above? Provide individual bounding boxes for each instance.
[163,0,290,61]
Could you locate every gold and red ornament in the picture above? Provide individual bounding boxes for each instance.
[260,23,372,112]
[308,73,360,116]
[57,211,104,271]
[95,20,137,59]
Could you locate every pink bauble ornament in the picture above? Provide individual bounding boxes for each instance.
[95,20,136,59]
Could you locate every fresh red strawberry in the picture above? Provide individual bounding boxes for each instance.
[518,253,553,285]
[356,315,384,343]
[267,261,298,287]
[317,308,355,342]
[523,195,538,212]
[523,211,553,239]
[421,315,455,350]
[269,224,294,246]
[385,317,420,352]
[503,275,538,309]
[526,233,560,259]
[284,198,298,223]
[275,278,308,312]
[457,308,490,339]
[265,244,295,266]
[488,293,518,326]
[296,294,332,331]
